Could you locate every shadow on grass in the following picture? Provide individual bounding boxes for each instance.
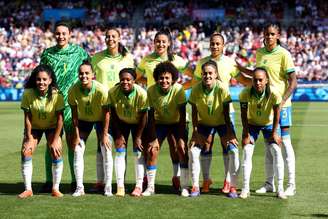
[291,213,328,218]
[0,182,185,196]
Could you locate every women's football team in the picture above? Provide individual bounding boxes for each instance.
[18,22,297,199]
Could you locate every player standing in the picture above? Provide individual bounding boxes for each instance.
[68,61,112,197]
[108,68,148,197]
[239,67,286,199]
[193,33,251,194]
[237,23,297,196]
[19,65,64,198]
[40,21,89,192]
[189,60,239,198]
[90,27,134,192]
[146,61,189,196]
[136,29,193,191]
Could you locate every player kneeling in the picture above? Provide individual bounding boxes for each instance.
[69,60,113,197]
[188,60,239,198]
[19,65,65,198]
[239,67,286,199]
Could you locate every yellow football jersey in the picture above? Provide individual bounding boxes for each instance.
[108,84,148,124]
[189,81,232,126]
[21,89,64,129]
[148,83,186,124]
[68,80,108,122]
[256,45,295,107]
[239,86,282,126]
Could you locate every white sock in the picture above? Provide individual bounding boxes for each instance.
[200,153,212,181]
[270,143,285,192]
[180,167,189,189]
[52,158,63,191]
[115,148,126,188]
[189,146,201,188]
[134,149,145,189]
[223,153,231,183]
[264,141,274,187]
[146,166,157,188]
[227,144,239,188]
[100,144,113,191]
[172,162,180,177]
[96,148,104,183]
[22,158,32,191]
[74,139,85,189]
[282,135,295,187]
[242,144,254,192]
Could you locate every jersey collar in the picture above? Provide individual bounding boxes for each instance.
[79,80,96,96]
[33,88,48,99]
[120,85,136,99]
[202,81,217,95]
[156,83,172,95]
[251,87,266,99]
[105,50,122,58]
[153,52,168,61]
[264,45,280,53]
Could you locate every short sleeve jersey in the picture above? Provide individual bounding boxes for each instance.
[137,53,189,87]
[108,84,148,124]
[148,83,186,124]
[91,50,134,89]
[194,55,239,113]
[239,86,282,126]
[21,88,64,129]
[189,81,232,126]
[194,55,239,85]
[68,80,108,122]
[256,45,295,107]
[40,44,89,105]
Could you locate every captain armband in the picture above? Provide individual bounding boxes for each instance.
[240,102,248,109]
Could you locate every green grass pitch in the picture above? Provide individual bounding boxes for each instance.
[0,102,327,219]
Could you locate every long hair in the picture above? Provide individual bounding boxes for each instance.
[154,28,174,61]
[106,27,128,57]
[25,64,59,100]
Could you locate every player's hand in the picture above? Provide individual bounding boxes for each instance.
[115,135,126,148]
[242,131,252,147]
[147,138,159,155]
[270,132,282,146]
[72,136,80,148]
[134,137,143,151]
[227,137,239,147]
[50,140,62,159]
[102,134,111,149]
[177,138,186,155]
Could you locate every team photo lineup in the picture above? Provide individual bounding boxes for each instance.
[16,17,298,201]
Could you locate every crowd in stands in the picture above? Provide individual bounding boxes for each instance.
[0,0,327,88]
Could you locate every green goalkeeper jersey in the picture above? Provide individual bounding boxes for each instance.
[40,44,89,106]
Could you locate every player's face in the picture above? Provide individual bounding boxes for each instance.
[78,65,93,88]
[105,29,120,51]
[253,70,268,93]
[120,72,134,93]
[202,65,218,89]
[210,35,224,58]
[36,71,52,95]
[158,72,173,92]
[264,27,280,49]
[154,34,170,56]
[55,25,71,48]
